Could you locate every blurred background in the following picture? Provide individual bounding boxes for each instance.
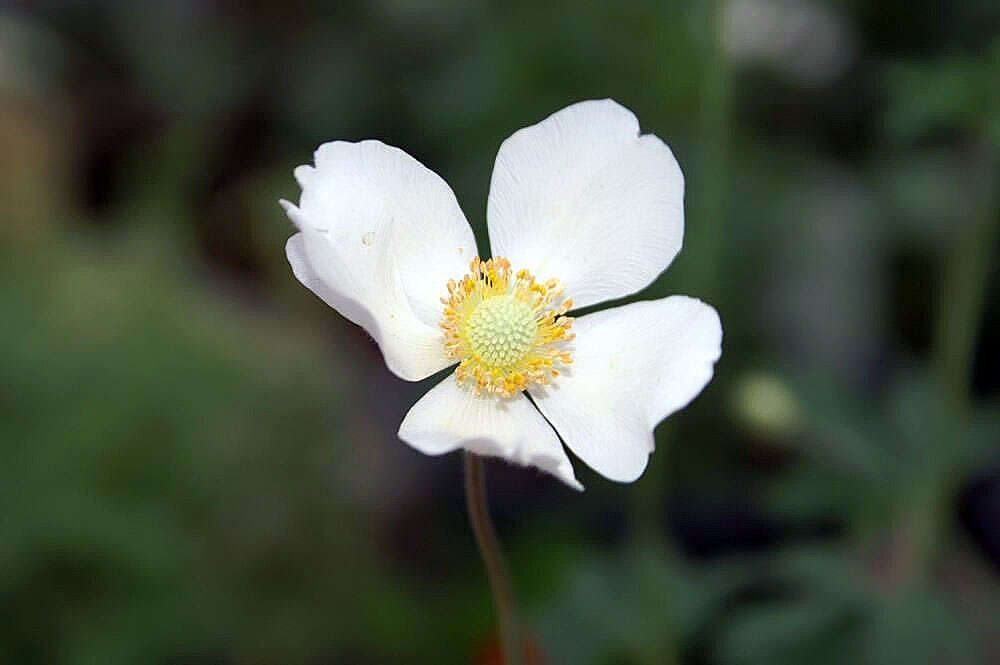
[2,1,998,663]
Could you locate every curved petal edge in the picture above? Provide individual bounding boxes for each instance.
[281,139,478,381]
[529,296,721,483]
[487,99,685,309]
[399,375,583,490]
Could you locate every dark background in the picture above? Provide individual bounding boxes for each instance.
[2,1,999,664]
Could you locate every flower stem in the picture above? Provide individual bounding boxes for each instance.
[464,452,522,665]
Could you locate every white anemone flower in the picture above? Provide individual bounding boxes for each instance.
[281,99,722,490]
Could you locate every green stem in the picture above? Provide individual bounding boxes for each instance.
[932,159,997,412]
[633,3,731,659]
[464,453,521,665]
[691,0,732,300]
[914,145,998,583]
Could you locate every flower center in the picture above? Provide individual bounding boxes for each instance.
[465,295,538,367]
[440,257,574,397]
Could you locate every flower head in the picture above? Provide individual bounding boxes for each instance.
[281,99,722,489]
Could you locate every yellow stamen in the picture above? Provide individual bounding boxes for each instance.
[440,256,575,397]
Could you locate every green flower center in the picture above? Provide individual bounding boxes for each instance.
[464,294,538,368]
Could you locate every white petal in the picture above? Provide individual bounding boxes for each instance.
[282,140,478,381]
[529,297,721,482]
[398,375,582,490]
[487,99,685,309]
[285,231,444,380]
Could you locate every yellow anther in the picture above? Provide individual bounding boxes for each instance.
[440,256,575,397]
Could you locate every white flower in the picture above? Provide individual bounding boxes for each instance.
[280,99,722,490]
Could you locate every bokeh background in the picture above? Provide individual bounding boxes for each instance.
[3,1,999,664]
